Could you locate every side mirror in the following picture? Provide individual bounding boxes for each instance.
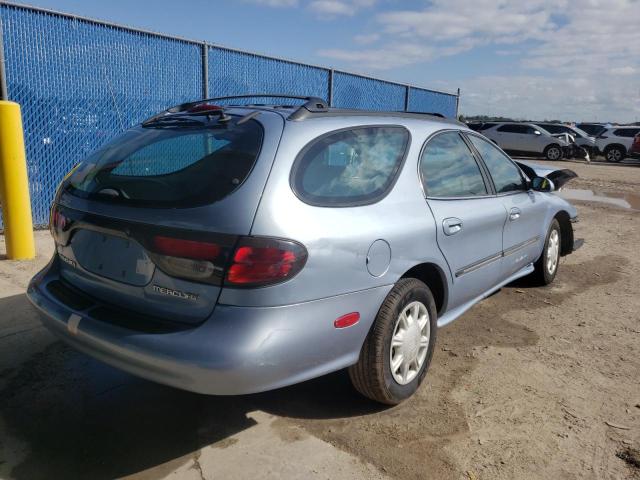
[533,130,541,135]
[531,176,555,192]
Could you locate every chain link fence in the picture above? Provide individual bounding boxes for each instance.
[0,1,459,227]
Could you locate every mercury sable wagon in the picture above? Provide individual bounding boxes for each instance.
[27,95,581,404]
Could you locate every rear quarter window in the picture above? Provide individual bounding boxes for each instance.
[614,128,640,138]
[291,126,410,207]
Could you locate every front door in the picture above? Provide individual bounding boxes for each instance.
[466,133,547,278]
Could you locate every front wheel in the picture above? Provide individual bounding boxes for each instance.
[349,278,437,405]
[544,144,562,161]
[531,219,561,285]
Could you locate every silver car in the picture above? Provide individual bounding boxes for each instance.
[482,122,570,161]
[27,96,581,404]
[533,123,597,158]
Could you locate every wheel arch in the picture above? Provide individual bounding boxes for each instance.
[604,143,627,154]
[554,210,574,256]
[400,262,448,315]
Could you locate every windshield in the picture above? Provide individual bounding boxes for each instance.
[538,124,563,134]
[65,118,264,208]
[570,126,591,138]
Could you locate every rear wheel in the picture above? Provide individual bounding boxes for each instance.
[531,219,561,285]
[604,145,625,163]
[544,144,562,161]
[349,278,437,405]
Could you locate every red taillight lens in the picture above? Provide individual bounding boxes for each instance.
[50,208,68,243]
[226,237,307,287]
[148,235,226,283]
[51,210,67,230]
[152,236,221,260]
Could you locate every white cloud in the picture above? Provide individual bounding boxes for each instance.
[309,0,375,17]
[456,74,640,122]
[317,0,640,121]
[353,33,380,45]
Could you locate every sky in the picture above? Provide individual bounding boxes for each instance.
[13,0,640,122]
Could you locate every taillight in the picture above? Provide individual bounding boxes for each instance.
[146,234,307,287]
[153,236,221,260]
[226,237,307,287]
[188,103,224,113]
[50,208,68,243]
[147,236,224,283]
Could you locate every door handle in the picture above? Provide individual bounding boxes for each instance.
[443,217,463,236]
[509,208,521,221]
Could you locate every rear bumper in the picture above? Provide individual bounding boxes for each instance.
[27,257,390,395]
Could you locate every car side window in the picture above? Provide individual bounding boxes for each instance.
[614,128,640,138]
[291,126,410,206]
[542,125,561,134]
[419,131,488,197]
[467,135,527,194]
[497,124,521,133]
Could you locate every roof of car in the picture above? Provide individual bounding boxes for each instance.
[144,95,464,128]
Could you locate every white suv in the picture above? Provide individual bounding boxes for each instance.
[595,126,640,162]
[482,123,569,161]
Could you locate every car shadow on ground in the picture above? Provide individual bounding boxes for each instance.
[0,293,386,480]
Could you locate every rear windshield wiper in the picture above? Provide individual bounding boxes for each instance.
[142,115,207,128]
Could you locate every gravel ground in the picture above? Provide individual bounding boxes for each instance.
[0,159,638,480]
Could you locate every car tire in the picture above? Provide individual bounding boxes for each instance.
[531,219,561,286]
[604,145,625,163]
[544,144,562,161]
[349,278,437,405]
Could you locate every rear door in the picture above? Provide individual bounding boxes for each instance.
[420,131,506,306]
[466,134,547,279]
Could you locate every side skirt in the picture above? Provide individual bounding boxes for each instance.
[437,262,535,328]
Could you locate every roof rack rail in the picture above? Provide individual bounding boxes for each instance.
[156,94,328,117]
[403,111,446,118]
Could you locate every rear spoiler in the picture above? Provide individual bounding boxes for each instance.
[515,161,578,190]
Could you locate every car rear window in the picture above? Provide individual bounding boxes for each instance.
[65,118,263,208]
[291,126,410,207]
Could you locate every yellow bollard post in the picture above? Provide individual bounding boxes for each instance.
[0,101,35,259]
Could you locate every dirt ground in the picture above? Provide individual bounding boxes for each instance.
[0,159,639,480]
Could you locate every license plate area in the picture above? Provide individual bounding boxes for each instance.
[70,229,154,286]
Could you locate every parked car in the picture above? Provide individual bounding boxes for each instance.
[27,95,581,405]
[576,123,606,137]
[481,122,570,160]
[533,123,597,158]
[466,121,498,132]
[595,126,640,162]
[629,133,640,159]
